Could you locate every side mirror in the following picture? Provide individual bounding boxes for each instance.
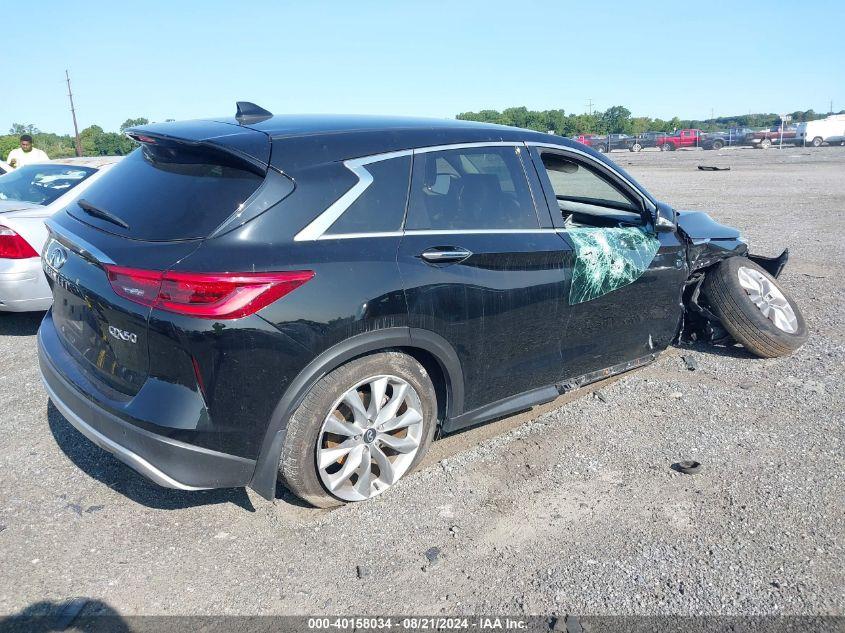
[654,203,677,233]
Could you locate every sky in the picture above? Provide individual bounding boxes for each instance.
[3,0,844,135]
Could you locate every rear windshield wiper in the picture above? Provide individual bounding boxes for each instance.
[77,199,130,230]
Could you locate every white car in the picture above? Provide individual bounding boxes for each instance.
[0,157,121,312]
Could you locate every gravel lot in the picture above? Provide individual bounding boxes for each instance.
[0,147,843,621]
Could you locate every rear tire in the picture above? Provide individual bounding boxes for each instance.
[630,143,642,153]
[760,138,772,149]
[811,137,823,147]
[661,142,673,151]
[712,140,724,150]
[279,351,437,507]
[595,144,606,153]
[702,257,808,358]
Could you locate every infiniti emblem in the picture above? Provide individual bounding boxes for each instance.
[45,242,68,270]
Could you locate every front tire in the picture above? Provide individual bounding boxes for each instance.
[630,143,642,153]
[702,257,808,358]
[712,140,724,150]
[760,138,772,149]
[280,351,437,507]
[661,142,674,151]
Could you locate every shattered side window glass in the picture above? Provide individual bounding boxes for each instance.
[567,226,660,304]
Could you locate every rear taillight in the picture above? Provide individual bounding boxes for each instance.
[104,266,314,319]
[0,226,39,259]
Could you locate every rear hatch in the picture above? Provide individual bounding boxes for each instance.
[45,123,270,395]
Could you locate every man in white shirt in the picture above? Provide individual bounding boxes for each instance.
[6,135,50,169]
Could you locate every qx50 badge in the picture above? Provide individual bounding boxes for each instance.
[108,326,138,344]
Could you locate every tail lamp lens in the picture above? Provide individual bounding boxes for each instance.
[0,226,39,259]
[105,266,314,319]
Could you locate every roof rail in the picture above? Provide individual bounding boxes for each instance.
[235,102,273,125]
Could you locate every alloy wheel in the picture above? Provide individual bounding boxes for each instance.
[737,266,798,334]
[317,375,424,501]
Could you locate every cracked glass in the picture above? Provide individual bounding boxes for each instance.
[567,227,660,304]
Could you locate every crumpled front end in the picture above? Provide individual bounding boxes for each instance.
[675,209,791,345]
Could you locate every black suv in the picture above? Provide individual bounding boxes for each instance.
[38,104,807,507]
[591,134,634,153]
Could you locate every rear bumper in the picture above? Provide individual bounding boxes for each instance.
[38,313,256,490]
[0,257,51,312]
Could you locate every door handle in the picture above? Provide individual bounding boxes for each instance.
[420,247,472,264]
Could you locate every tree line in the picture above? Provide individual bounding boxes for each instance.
[1,118,152,162]
[456,105,843,136]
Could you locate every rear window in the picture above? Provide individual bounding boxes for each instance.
[66,143,264,241]
[0,164,96,206]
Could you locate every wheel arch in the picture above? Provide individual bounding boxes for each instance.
[248,327,464,499]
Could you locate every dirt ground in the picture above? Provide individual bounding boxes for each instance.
[0,146,843,621]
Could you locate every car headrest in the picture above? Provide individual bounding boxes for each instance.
[459,174,501,197]
[424,156,439,188]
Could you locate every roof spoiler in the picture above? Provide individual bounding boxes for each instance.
[236,101,273,125]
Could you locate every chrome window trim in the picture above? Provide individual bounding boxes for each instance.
[293,149,413,242]
[406,228,556,236]
[314,231,404,241]
[294,142,525,242]
[312,229,560,240]
[525,141,656,213]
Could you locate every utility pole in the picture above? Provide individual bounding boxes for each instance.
[710,107,714,122]
[66,70,82,157]
[585,99,594,116]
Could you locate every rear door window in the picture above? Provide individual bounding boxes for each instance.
[326,155,411,235]
[66,143,265,241]
[405,146,538,230]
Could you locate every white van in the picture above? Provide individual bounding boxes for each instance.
[795,115,845,147]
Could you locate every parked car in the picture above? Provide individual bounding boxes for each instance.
[750,124,798,149]
[628,132,664,152]
[590,134,634,153]
[38,104,807,508]
[701,128,755,150]
[795,115,845,147]
[0,157,120,312]
[571,134,600,147]
[655,129,703,151]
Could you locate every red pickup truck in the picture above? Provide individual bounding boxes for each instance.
[655,129,703,151]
